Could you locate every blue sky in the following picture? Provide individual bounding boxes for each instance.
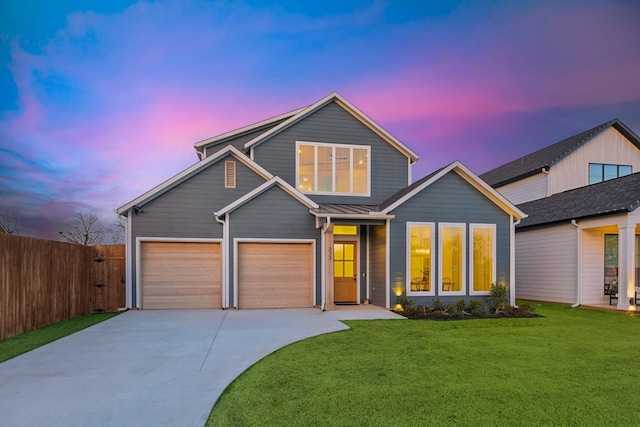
[1,0,639,239]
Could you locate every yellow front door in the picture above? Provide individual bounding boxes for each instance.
[334,242,357,303]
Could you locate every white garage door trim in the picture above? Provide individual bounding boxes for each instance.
[135,237,223,309]
[233,238,316,308]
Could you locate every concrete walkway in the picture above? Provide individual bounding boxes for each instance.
[0,308,403,427]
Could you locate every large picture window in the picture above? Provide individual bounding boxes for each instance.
[406,223,434,295]
[296,142,370,195]
[439,223,465,295]
[470,224,496,294]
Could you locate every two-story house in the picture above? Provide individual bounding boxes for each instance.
[481,119,640,310]
[117,93,525,310]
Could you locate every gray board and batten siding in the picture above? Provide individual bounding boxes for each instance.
[251,101,411,205]
[226,185,322,305]
[128,154,267,306]
[388,171,512,305]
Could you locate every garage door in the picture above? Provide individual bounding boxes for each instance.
[237,242,314,308]
[140,242,221,309]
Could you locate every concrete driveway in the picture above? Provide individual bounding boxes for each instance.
[0,308,402,427]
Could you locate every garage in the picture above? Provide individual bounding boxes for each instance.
[237,242,314,308]
[140,241,221,309]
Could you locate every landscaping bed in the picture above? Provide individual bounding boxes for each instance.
[393,283,540,320]
[394,299,540,320]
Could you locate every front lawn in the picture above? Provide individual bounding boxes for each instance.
[0,313,120,363]
[208,303,640,426]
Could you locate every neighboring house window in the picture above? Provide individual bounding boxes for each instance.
[225,160,236,188]
[296,142,370,195]
[589,163,632,184]
[406,222,434,295]
[470,224,496,295]
[439,223,465,295]
[604,234,618,295]
[604,234,640,295]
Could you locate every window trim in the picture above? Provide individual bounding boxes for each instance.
[469,223,496,296]
[296,141,371,196]
[406,222,435,296]
[438,223,466,296]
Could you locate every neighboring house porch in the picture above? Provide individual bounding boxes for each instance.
[515,172,640,310]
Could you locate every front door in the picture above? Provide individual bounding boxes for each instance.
[334,242,357,303]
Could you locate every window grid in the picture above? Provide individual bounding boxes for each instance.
[296,142,370,196]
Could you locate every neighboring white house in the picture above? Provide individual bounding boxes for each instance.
[481,119,640,311]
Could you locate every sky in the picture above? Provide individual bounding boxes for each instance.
[1,0,639,240]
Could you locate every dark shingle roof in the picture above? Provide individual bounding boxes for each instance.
[480,119,640,187]
[516,172,640,229]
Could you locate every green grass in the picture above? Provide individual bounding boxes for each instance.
[208,303,640,426]
[0,313,120,363]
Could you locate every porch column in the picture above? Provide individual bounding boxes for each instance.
[324,223,335,310]
[616,225,636,311]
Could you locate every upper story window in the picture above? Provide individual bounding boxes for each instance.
[589,163,632,185]
[296,141,370,196]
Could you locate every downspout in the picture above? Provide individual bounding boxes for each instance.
[321,216,332,311]
[214,213,228,309]
[541,167,550,197]
[510,217,521,307]
[571,220,581,308]
[123,211,133,310]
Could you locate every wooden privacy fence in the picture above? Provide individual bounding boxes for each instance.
[0,234,125,340]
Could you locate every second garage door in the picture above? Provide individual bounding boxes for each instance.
[237,242,314,308]
[140,241,221,309]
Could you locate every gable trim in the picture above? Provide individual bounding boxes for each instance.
[193,107,306,154]
[117,145,273,215]
[214,176,319,217]
[243,92,419,162]
[381,161,527,219]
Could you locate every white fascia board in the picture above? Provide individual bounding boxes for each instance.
[117,145,272,215]
[243,92,420,163]
[215,176,319,217]
[451,161,527,220]
[193,107,306,150]
[332,94,419,163]
[381,160,527,220]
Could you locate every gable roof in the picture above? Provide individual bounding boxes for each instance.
[516,172,640,230]
[243,92,420,163]
[117,145,273,216]
[193,107,306,158]
[214,176,318,217]
[379,160,526,219]
[480,119,640,187]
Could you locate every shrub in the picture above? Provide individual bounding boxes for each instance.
[432,297,445,311]
[468,299,488,318]
[399,291,415,310]
[489,282,508,308]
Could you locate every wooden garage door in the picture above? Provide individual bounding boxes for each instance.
[141,242,221,309]
[238,242,314,308]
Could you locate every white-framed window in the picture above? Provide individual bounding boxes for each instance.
[469,224,496,295]
[225,160,236,188]
[406,222,435,296]
[438,223,466,295]
[296,141,370,196]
